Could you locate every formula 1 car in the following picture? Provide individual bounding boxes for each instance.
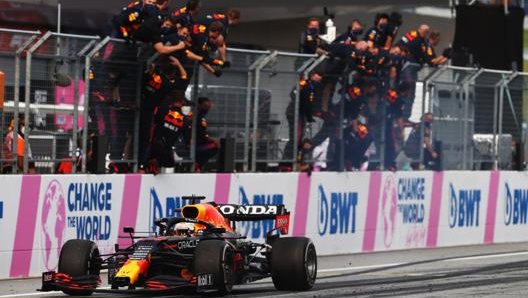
[40,196,317,296]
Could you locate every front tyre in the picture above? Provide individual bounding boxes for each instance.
[58,239,101,296]
[193,240,234,294]
[271,237,317,291]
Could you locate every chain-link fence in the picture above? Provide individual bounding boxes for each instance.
[0,27,526,173]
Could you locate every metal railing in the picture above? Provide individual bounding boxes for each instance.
[0,27,525,173]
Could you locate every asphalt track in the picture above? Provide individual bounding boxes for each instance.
[2,242,528,298]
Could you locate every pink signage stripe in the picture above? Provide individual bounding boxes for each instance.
[426,171,444,248]
[484,171,500,244]
[362,171,382,252]
[117,174,142,247]
[10,175,42,278]
[214,174,232,204]
[292,173,311,237]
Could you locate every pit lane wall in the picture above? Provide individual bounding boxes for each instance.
[1,171,527,279]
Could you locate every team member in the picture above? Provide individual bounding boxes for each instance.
[397,112,439,170]
[423,30,449,66]
[2,116,35,173]
[138,57,182,171]
[171,0,201,29]
[397,23,430,64]
[150,90,189,173]
[364,13,390,49]
[334,19,363,45]
[283,71,323,164]
[201,9,241,61]
[194,97,220,172]
[299,17,322,54]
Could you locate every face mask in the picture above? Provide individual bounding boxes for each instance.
[143,4,158,15]
[307,28,319,36]
[378,23,387,31]
[352,29,363,36]
[179,34,189,42]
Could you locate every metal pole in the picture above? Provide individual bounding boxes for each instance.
[72,39,98,173]
[83,36,110,173]
[23,31,53,173]
[57,3,61,56]
[190,62,200,171]
[496,72,518,169]
[459,68,484,169]
[252,51,278,171]
[492,83,499,170]
[244,52,270,171]
[419,66,446,169]
[12,33,39,173]
[289,55,324,171]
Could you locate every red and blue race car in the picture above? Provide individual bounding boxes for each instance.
[40,196,317,295]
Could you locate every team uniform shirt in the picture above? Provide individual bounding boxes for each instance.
[196,110,211,144]
[153,103,186,144]
[287,78,322,123]
[112,1,163,41]
[141,66,179,108]
[300,28,320,54]
[201,13,230,36]
[422,40,438,66]
[172,6,194,28]
[333,31,362,45]
[363,26,388,48]
[344,84,365,120]
[190,23,217,55]
[398,30,427,64]
[160,26,187,45]
[132,10,165,44]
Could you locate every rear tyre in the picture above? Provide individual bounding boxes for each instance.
[271,237,317,291]
[58,239,101,296]
[193,240,234,294]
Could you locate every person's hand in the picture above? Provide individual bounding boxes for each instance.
[213,69,223,77]
[201,55,214,65]
[442,47,452,59]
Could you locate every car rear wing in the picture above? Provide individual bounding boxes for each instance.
[217,204,288,220]
[217,204,290,235]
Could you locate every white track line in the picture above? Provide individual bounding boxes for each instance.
[1,251,527,298]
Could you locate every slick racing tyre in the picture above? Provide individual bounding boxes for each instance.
[58,239,101,296]
[271,237,317,290]
[193,240,234,294]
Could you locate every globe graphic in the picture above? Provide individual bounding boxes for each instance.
[382,176,397,248]
[41,180,67,271]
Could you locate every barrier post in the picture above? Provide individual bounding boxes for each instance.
[0,71,4,109]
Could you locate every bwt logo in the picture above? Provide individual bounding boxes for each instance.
[150,188,189,233]
[238,187,283,239]
[448,183,481,228]
[317,185,358,236]
[504,183,528,226]
[0,201,3,219]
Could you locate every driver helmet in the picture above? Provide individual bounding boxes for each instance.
[174,222,195,236]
